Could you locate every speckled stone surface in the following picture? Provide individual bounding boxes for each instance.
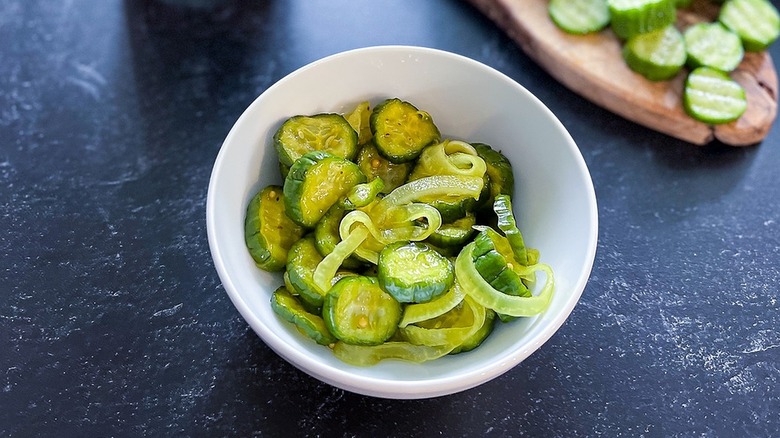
[1,0,778,436]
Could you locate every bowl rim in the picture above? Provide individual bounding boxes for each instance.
[206,45,599,399]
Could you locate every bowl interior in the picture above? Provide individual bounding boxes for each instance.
[207,46,598,399]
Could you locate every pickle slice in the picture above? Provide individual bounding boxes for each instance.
[356,142,412,194]
[244,185,305,272]
[323,276,402,346]
[683,67,747,125]
[271,286,337,346]
[286,235,326,309]
[273,113,359,167]
[378,241,455,304]
[283,150,366,228]
[370,98,440,163]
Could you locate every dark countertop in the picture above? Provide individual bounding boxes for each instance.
[2,0,779,436]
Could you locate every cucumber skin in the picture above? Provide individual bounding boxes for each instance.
[608,0,677,40]
[473,143,515,208]
[471,230,529,297]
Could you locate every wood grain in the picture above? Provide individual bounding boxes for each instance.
[467,0,778,146]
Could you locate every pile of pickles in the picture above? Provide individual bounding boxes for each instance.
[245,98,554,366]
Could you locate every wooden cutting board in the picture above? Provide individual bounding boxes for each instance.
[466,0,778,146]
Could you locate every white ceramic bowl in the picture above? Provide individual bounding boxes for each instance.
[207,46,598,399]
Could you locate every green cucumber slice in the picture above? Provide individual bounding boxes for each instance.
[425,213,477,248]
[283,150,366,228]
[271,286,337,346]
[323,275,402,346]
[286,235,326,308]
[370,98,440,163]
[608,0,677,40]
[683,66,747,124]
[719,0,780,52]
[244,185,305,272]
[684,22,744,72]
[473,143,515,206]
[314,204,363,270]
[377,241,455,304]
[623,25,686,81]
[450,309,497,354]
[471,228,530,298]
[548,0,611,35]
[356,142,412,194]
[273,113,359,168]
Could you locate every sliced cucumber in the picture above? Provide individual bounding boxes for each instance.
[549,0,611,35]
[273,113,359,167]
[473,143,515,202]
[471,228,530,298]
[719,0,780,52]
[356,142,413,194]
[684,22,744,72]
[408,140,486,223]
[244,185,305,272]
[283,150,366,228]
[377,241,455,304]
[425,213,477,249]
[314,204,363,270]
[323,275,402,346]
[370,98,440,163]
[271,286,337,346]
[623,25,686,81]
[684,66,747,124]
[493,195,529,266]
[450,309,497,354]
[286,235,326,308]
[608,0,677,40]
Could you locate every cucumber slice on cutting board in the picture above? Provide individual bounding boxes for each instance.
[467,0,778,145]
[719,0,780,52]
[548,0,610,35]
[684,66,747,124]
[608,0,677,40]
[684,22,744,72]
[623,25,686,81]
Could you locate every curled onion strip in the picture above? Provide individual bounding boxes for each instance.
[456,242,554,317]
